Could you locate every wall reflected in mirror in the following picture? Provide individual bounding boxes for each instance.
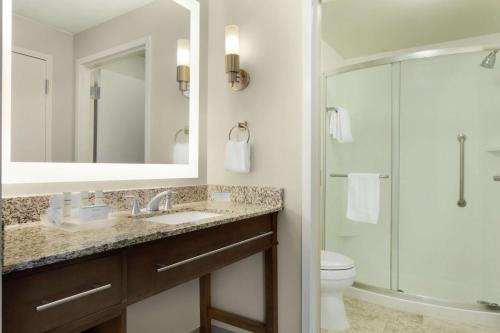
[11,0,190,164]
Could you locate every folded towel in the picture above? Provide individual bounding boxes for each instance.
[347,173,380,224]
[329,107,353,143]
[224,141,251,173]
[173,143,189,164]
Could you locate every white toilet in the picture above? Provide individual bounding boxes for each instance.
[321,250,356,331]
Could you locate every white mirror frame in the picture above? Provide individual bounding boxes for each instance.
[1,0,200,184]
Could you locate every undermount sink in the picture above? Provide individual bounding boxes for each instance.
[143,211,222,225]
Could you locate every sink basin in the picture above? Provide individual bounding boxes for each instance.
[144,211,222,225]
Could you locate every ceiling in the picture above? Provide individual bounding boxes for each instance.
[13,0,157,34]
[322,0,500,59]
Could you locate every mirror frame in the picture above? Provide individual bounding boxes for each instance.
[2,0,200,184]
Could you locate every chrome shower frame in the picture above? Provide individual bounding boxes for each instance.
[320,44,500,314]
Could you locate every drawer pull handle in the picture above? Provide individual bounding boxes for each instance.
[156,231,273,273]
[36,284,112,312]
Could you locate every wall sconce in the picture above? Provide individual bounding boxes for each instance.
[177,39,190,97]
[225,25,250,91]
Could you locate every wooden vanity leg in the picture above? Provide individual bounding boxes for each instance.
[265,214,278,333]
[200,274,212,333]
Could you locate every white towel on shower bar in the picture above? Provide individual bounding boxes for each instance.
[347,173,380,224]
[329,106,353,143]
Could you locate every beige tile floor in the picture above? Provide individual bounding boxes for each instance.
[321,297,500,333]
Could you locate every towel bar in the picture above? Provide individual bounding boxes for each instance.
[330,173,390,179]
[228,121,251,143]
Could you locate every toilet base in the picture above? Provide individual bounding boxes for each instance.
[321,291,349,331]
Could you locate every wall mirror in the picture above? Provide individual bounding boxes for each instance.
[2,0,200,183]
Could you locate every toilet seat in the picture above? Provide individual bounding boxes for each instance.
[321,266,356,280]
[321,251,355,270]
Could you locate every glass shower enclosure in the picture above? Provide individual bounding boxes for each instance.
[322,48,500,310]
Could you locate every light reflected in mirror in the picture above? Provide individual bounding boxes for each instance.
[12,0,190,164]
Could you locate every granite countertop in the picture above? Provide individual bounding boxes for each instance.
[3,201,282,274]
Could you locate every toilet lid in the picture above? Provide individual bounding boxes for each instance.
[321,251,355,270]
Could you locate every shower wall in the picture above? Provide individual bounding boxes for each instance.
[324,50,500,305]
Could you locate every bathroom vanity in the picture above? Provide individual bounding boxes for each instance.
[3,199,280,333]
[2,0,280,330]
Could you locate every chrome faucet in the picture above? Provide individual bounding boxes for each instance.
[146,190,175,211]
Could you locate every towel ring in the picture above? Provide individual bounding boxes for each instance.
[228,121,250,143]
[174,126,189,143]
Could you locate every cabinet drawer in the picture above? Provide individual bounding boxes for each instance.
[3,254,122,333]
[127,214,274,303]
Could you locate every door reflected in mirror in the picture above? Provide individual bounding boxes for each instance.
[12,0,191,164]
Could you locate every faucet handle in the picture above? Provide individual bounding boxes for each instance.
[125,195,141,215]
[163,191,177,210]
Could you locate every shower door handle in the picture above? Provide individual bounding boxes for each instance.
[457,134,467,207]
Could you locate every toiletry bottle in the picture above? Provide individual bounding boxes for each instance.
[48,194,63,225]
[80,191,90,207]
[63,192,72,218]
[71,192,81,218]
[95,190,106,206]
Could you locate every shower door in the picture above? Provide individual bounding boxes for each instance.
[398,52,500,305]
[324,64,394,289]
[324,49,500,307]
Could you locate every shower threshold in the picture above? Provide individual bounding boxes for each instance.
[352,281,500,313]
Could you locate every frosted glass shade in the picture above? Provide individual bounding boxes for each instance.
[225,25,240,55]
[177,39,190,66]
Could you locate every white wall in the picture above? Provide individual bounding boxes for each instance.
[206,0,303,332]
[13,15,74,162]
[74,0,190,164]
[321,40,343,73]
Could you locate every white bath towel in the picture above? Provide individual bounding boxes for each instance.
[329,107,353,143]
[224,141,251,173]
[173,143,189,164]
[347,173,380,224]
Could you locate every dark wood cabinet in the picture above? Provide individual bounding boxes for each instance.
[4,254,123,333]
[3,213,278,333]
[127,214,273,303]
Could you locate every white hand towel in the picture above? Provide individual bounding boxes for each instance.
[224,141,251,173]
[329,107,353,143]
[347,173,380,224]
[173,143,189,164]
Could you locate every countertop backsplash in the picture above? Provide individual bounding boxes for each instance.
[2,185,284,226]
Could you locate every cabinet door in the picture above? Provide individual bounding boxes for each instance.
[3,254,123,333]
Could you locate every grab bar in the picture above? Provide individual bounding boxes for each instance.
[457,134,467,207]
